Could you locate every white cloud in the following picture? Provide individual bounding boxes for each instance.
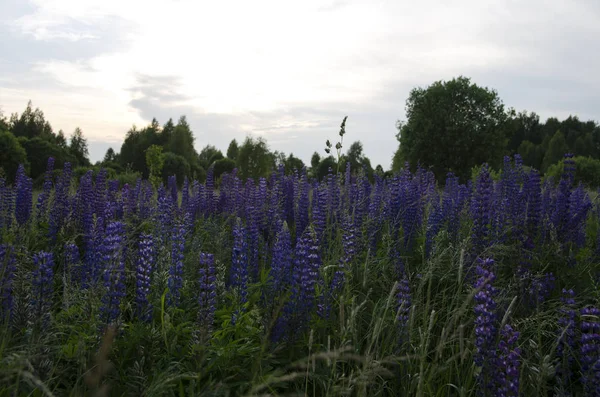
[2,0,599,166]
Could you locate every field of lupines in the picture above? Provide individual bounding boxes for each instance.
[1,153,600,396]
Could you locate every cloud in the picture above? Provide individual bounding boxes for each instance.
[0,0,599,167]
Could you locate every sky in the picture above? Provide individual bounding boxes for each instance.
[1,0,599,168]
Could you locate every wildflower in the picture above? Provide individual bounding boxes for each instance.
[136,234,154,321]
[168,222,185,307]
[31,251,54,327]
[198,253,216,333]
[99,221,126,327]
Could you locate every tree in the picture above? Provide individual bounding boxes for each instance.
[20,137,75,180]
[213,158,236,181]
[69,127,90,166]
[517,140,543,171]
[56,130,67,148]
[162,152,191,187]
[198,145,223,169]
[396,76,508,181]
[284,153,305,174]
[9,100,54,140]
[145,145,165,188]
[542,130,568,172]
[0,131,28,182]
[103,148,116,163]
[237,136,275,180]
[315,156,337,181]
[310,152,321,170]
[227,139,239,161]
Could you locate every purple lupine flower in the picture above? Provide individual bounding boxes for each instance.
[473,260,498,395]
[99,221,126,327]
[181,177,190,217]
[295,175,310,238]
[31,251,54,327]
[396,275,411,346]
[156,186,173,244]
[471,165,494,254]
[551,154,574,236]
[0,244,16,321]
[246,205,260,282]
[168,222,185,307]
[566,184,591,248]
[49,162,72,241]
[36,157,55,219]
[580,306,600,395]
[522,271,555,308]
[168,175,178,211]
[326,169,340,226]
[14,164,32,226]
[524,169,542,238]
[425,192,444,258]
[198,252,217,333]
[64,243,80,284]
[205,167,214,215]
[291,228,321,324]
[136,234,154,321]
[556,289,576,391]
[367,175,385,251]
[270,222,292,296]
[230,220,249,304]
[94,168,107,218]
[496,324,521,397]
[332,215,355,293]
[311,183,327,246]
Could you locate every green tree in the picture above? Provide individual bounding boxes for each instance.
[284,153,305,174]
[213,158,236,181]
[310,152,321,170]
[542,130,568,172]
[198,145,223,169]
[162,152,191,187]
[145,145,165,188]
[315,156,337,181]
[56,130,68,148]
[103,147,116,163]
[237,136,275,180]
[69,127,90,166]
[0,130,28,182]
[9,100,54,140]
[396,76,508,181]
[20,137,75,180]
[227,139,240,161]
[517,140,543,171]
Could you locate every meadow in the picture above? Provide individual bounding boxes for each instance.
[0,153,599,396]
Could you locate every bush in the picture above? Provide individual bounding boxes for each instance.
[162,152,191,187]
[0,131,28,182]
[546,156,600,187]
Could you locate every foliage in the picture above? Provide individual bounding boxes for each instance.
[69,127,91,167]
[145,145,165,188]
[237,136,275,180]
[213,158,236,181]
[396,76,508,181]
[546,156,600,187]
[226,139,239,161]
[162,152,191,187]
[0,131,28,182]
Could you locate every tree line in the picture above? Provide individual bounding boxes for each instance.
[2,76,600,186]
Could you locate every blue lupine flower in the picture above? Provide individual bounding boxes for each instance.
[0,244,16,322]
[295,175,310,238]
[496,324,521,397]
[270,222,292,296]
[471,165,494,254]
[99,221,126,327]
[136,234,154,321]
[14,164,32,226]
[198,252,216,332]
[49,162,72,241]
[292,228,321,324]
[230,220,249,304]
[36,157,55,219]
[473,260,497,395]
[580,306,600,395]
[332,215,355,293]
[396,275,411,346]
[64,243,80,284]
[556,289,576,392]
[31,251,54,327]
[168,222,185,307]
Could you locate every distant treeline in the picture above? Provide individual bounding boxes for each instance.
[2,77,600,187]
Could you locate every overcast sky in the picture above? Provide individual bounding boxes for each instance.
[1,0,599,167]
